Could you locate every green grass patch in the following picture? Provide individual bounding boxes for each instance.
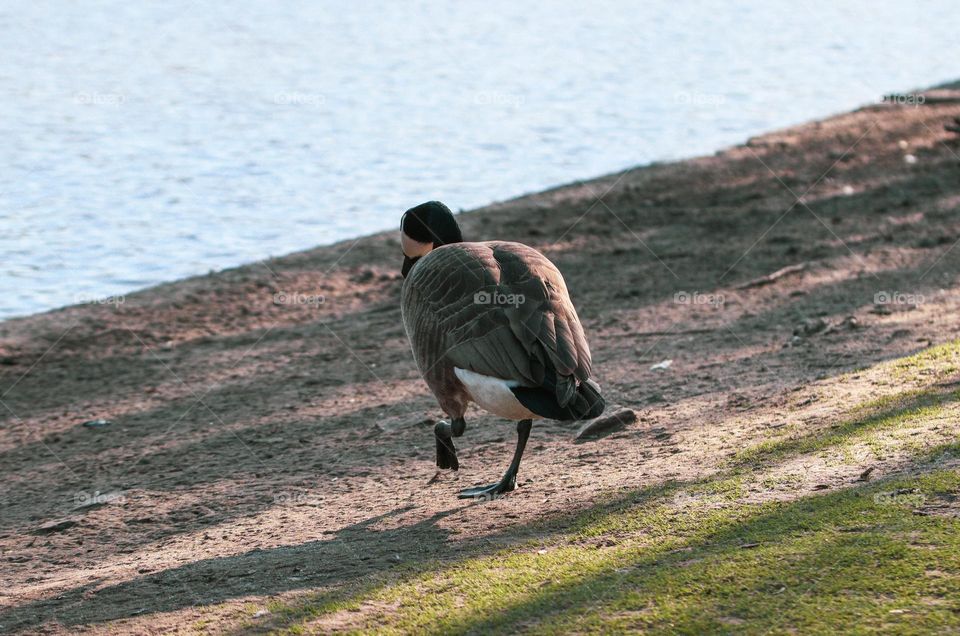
[235,343,960,634]
[892,340,960,381]
[729,387,958,470]
[259,461,960,635]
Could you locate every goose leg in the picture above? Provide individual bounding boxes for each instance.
[458,419,532,500]
[435,417,466,470]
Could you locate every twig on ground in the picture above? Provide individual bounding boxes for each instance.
[735,262,809,290]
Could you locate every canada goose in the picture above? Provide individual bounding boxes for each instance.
[400,201,604,499]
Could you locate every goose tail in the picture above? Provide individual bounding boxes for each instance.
[570,378,605,420]
[510,376,605,421]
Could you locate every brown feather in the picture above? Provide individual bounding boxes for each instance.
[401,241,595,417]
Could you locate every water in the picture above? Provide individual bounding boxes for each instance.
[2,1,958,320]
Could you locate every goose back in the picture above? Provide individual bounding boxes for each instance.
[401,241,594,418]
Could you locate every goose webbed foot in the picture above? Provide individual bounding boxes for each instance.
[434,418,465,471]
[458,419,532,501]
[458,473,517,500]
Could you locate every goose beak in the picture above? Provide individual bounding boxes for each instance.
[401,255,419,277]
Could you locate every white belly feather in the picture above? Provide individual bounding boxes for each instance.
[454,367,538,420]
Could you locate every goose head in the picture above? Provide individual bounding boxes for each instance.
[400,200,463,277]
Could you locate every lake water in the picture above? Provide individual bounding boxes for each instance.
[2,1,959,320]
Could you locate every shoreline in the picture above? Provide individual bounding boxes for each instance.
[5,81,957,326]
[2,82,960,633]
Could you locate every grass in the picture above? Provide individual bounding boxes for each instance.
[237,343,960,635]
[728,387,957,470]
[254,463,960,635]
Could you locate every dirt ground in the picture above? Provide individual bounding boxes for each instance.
[2,84,960,634]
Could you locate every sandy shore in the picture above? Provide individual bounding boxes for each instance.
[2,83,960,633]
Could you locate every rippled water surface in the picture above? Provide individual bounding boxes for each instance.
[2,1,959,319]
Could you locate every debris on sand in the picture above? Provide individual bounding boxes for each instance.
[727,392,749,407]
[793,318,829,337]
[735,262,808,290]
[788,315,863,344]
[575,408,638,440]
[841,316,861,330]
[81,419,111,428]
[33,519,79,535]
[650,359,673,371]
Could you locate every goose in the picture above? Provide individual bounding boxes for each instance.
[399,201,604,499]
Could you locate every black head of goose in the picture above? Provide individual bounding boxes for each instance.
[400,200,604,500]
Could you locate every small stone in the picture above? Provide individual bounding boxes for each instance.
[81,419,111,428]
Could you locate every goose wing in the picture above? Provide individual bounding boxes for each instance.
[405,241,593,406]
